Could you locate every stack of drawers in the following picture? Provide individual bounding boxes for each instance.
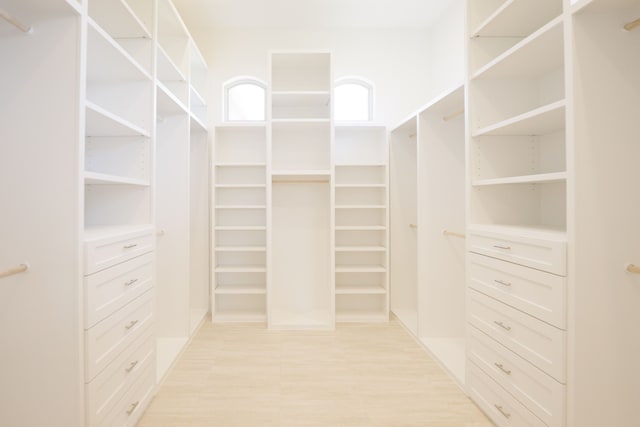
[83,227,156,426]
[465,228,567,427]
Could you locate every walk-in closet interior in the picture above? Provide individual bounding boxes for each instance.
[1,0,638,426]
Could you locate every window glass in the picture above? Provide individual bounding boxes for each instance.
[335,81,372,121]
[226,82,266,121]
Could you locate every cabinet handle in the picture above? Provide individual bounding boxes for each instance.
[124,320,139,330]
[494,404,511,419]
[493,244,511,250]
[494,320,511,331]
[494,279,512,287]
[494,362,512,375]
[124,278,138,287]
[126,401,140,416]
[125,360,139,373]
[409,224,417,229]
[123,244,138,249]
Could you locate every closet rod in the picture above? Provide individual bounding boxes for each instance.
[443,230,466,239]
[443,108,464,122]
[626,264,640,274]
[0,9,32,33]
[0,263,29,280]
[623,18,640,32]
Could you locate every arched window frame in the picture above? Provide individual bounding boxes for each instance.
[334,76,375,122]
[223,76,267,122]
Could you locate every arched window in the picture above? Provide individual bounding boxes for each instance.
[334,77,374,122]
[224,77,266,121]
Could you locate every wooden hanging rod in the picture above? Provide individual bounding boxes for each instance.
[626,264,640,274]
[443,108,464,122]
[443,230,466,239]
[0,263,29,280]
[0,9,32,33]
[623,18,640,32]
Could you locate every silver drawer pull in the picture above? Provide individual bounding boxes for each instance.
[126,401,140,416]
[494,404,511,419]
[125,360,139,373]
[123,244,138,249]
[494,279,512,287]
[493,244,511,250]
[124,320,139,330]
[494,362,512,375]
[494,320,511,331]
[124,278,139,287]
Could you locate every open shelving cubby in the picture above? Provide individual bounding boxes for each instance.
[213,124,268,322]
[334,125,388,322]
[268,51,334,330]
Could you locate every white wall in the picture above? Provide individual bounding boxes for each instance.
[425,0,465,100]
[187,0,465,127]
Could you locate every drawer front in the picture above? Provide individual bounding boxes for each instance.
[86,329,155,427]
[85,290,154,380]
[469,252,567,329]
[468,326,565,427]
[468,289,566,382]
[85,230,154,275]
[85,253,154,329]
[99,361,155,427]
[468,230,566,276]
[467,361,547,427]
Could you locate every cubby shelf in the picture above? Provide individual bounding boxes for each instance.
[85,101,149,137]
[216,163,267,167]
[84,224,155,242]
[215,266,267,273]
[336,246,386,252]
[85,171,149,186]
[335,205,386,209]
[336,184,386,188]
[471,17,564,80]
[215,205,266,210]
[271,171,331,182]
[335,285,387,295]
[88,0,152,40]
[215,226,267,231]
[214,285,267,295]
[215,184,267,189]
[473,100,565,136]
[336,226,387,231]
[472,171,567,187]
[471,0,562,38]
[335,265,387,273]
[215,246,266,252]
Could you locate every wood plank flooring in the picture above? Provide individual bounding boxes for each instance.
[138,317,494,426]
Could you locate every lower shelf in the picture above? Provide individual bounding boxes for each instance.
[419,337,466,386]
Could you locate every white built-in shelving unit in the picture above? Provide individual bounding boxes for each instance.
[269,51,334,330]
[1,1,210,425]
[335,124,389,322]
[154,0,210,382]
[213,123,268,322]
[212,51,389,327]
[390,84,467,384]
[465,1,568,426]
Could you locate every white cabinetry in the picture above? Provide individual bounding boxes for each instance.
[390,85,466,383]
[213,124,268,321]
[465,1,567,426]
[269,51,334,330]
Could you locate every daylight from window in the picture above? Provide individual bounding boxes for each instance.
[226,81,266,121]
[335,80,372,121]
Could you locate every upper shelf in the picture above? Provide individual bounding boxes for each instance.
[88,0,152,39]
[473,100,566,137]
[470,0,562,38]
[86,101,150,137]
[471,17,564,80]
[571,0,639,14]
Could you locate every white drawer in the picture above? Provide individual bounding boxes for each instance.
[85,229,154,275]
[85,253,154,329]
[468,326,566,427]
[467,361,547,427]
[468,289,566,382]
[469,252,567,329]
[86,329,155,427]
[99,360,155,427]
[468,229,566,276]
[85,290,153,380]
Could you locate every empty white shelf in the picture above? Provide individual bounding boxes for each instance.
[336,246,386,252]
[86,101,150,137]
[214,265,267,273]
[472,172,567,187]
[214,284,267,295]
[335,205,386,209]
[215,205,266,210]
[89,0,152,39]
[473,100,566,136]
[272,171,331,182]
[335,265,387,273]
[85,171,149,186]
[335,226,387,231]
[335,285,387,295]
[215,246,266,252]
[214,226,267,231]
[471,0,562,38]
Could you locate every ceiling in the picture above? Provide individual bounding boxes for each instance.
[173,0,450,31]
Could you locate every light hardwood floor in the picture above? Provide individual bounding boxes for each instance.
[138,317,494,427]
